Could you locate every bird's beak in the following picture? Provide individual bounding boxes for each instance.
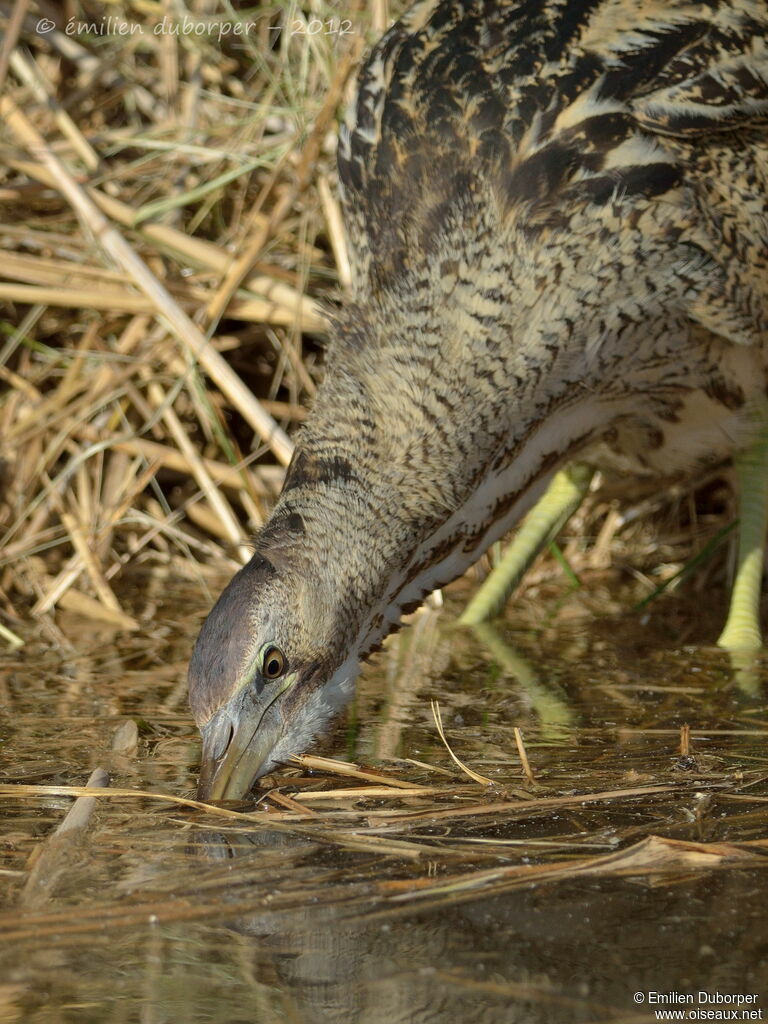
[197,701,283,801]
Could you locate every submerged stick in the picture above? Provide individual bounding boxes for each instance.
[21,767,109,908]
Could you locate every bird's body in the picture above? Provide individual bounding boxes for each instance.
[190,0,768,799]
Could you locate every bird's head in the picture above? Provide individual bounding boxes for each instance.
[189,513,360,800]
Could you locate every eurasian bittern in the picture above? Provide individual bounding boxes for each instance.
[190,0,768,800]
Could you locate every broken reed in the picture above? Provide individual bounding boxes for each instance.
[2,744,764,924]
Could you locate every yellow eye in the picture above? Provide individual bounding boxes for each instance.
[262,646,286,680]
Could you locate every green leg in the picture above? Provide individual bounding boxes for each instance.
[459,463,594,626]
[717,425,768,651]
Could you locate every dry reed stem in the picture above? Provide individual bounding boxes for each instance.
[32,565,90,617]
[0,279,320,330]
[205,186,297,328]
[0,621,23,648]
[263,790,321,816]
[369,782,722,825]
[74,428,282,495]
[0,95,293,465]
[200,26,362,328]
[143,373,251,561]
[59,512,129,617]
[376,834,768,910]
[398,757,455,776]
[318,173,352,290]
[2,233,326,329]
[430,700,494,786]
[291,753,435,790]
[679,723,692,757]
[0,0,28,91]
[513,727,536,784]
[9,48,100,172]
[58,586,139,630]
[291,785,451,802]
[0,778,719,828]
[620,728,768,737]
[6,157,320,320]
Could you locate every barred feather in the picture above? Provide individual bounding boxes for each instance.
[190,0,768,796]
[339,0,768,317]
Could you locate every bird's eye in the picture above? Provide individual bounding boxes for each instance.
[262,646,286,680]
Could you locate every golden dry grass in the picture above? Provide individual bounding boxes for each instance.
[0,1,391,641]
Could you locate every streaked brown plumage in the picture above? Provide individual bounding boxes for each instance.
[189,0,768,799]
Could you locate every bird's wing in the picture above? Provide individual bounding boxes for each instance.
[629,3,768,137]
[339,0,768,307]
[623,4,768,347]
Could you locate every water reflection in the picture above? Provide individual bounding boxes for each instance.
[1,576,767,1021]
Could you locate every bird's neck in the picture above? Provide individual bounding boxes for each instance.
[267,184,737,662]
[272,267,604,659]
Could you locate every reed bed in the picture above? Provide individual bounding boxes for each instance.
[0,0,740,650]
[0,0,381,643]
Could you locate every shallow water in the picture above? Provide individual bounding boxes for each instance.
[1,575,767,1022]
